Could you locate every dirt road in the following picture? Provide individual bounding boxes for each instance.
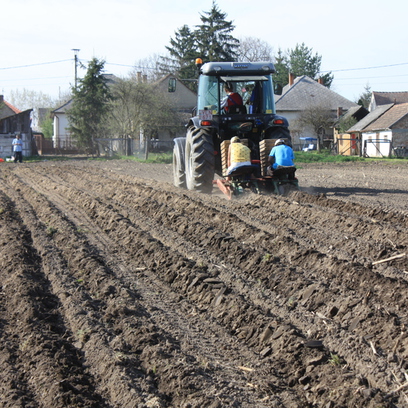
[0,159,407,407]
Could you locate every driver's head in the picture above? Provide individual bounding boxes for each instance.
[224,82,233,93]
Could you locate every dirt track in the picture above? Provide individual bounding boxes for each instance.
[0,159,407,408]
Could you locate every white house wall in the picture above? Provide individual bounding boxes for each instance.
[362,130,392,157]
[53,113,71,148]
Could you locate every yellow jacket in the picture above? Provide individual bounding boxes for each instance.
[230,143,251,164]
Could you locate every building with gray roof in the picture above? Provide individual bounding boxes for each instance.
[275,75,358,148]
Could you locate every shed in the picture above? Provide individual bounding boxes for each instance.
[361,103,408,157]
[0,96,33,158]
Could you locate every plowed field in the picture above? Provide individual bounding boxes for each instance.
[1,159,407,408]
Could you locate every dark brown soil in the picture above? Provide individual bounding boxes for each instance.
[1,159,407,407]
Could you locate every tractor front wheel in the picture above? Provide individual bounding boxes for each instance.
[185,127,215,193]
[172,137,186,188]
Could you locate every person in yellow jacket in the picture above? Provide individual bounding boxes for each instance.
[227,136,252,175]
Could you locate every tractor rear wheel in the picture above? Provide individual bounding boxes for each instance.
[172,137,186,188]
[185,127,215,193]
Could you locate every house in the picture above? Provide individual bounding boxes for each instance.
[333,105,369,156]
[369,91,408,112]
[361,103,408,157]
[344,104,392,155]
[153,74,197,140]
[52,99,75,149]
[340,90,408,157]
[0,95,21,118]
[0,95,33,158]
[275,75,358,149]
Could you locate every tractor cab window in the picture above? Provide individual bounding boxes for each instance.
[197,75,219,113]
[219,76,276,115]
[197,74,276,115]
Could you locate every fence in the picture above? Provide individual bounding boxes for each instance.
[34,134,83,155]
[95,138,174,157]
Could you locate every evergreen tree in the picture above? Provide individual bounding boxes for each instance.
[273,48,288,95]
[289,43,323,79]
[162,1,239,88]
[273,43,334,91]
[196,1,239,62]
[40,111,54,139]
[163,25,200,82]
[357,84,372,108]
[67,58,112,155]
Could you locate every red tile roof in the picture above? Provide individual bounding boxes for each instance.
[3,99,21,114]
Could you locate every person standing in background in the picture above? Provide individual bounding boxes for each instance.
[12,134,23,163]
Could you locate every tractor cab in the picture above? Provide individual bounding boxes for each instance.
[196,67,277,117]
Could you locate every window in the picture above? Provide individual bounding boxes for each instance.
[168,78,176,93]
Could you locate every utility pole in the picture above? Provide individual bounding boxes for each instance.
[72,49,80,89]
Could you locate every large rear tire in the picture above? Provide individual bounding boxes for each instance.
[185,127,215,193]
[266,127,292,146]
[173,137,186,188]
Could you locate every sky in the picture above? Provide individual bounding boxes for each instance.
[1,0,408,108]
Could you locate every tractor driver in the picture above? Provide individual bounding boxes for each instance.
[268,139,296,179]
[221,83,243,113]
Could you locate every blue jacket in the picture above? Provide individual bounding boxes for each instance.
[269,144,295,169]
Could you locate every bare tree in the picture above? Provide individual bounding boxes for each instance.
[109,77,183,149]
[130,54,166,83]
[7,88,71,130]
[236,37,274,62]
[296,105,335,151]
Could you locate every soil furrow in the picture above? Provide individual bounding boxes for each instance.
[1,160,407,407]
[0,188,107,408]
[2,168,299,406]
[11,163,408,398]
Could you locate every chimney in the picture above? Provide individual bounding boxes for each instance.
[289,73,295,86]
[337,107,343,118]
[137,72,142,83]
[318,77,324,85]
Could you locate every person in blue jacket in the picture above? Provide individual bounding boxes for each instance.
[268,139,296,178]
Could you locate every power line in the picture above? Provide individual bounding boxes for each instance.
[2,75,71,82]
[105,62,134,68]
[335,73,408,81]
[0,59,72,70]
[104,62,156,71]
[320,61,408,74]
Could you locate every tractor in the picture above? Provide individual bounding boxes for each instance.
[172,60,299,198]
